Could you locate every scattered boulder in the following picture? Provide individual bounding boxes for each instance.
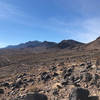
[52,72,59,77]
[12,78,23,89]
[1,82,10,88]
[80,63,85,67]
[41,72,51,81]
[61,79,68,86]
[52,89,59,96]
[86,62,92,69]
[0,88,4,94]
[62,68,73,79]
[27,78,34,83]
[50,66,57,71]
[83,73,92,82]
[14,93,48,100]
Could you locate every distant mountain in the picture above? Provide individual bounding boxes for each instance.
[6,41,42,49]
[37,41,57,48]
[58,40,84,49]
[6,41,57,49]
[5,40,84,50]
[4,36,100,52]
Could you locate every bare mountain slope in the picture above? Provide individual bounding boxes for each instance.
[83,37,100,50]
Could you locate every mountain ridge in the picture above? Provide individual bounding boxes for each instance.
[2,36,100,51]
[4,39,84,50]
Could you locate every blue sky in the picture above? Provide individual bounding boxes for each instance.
[0,0,100,47]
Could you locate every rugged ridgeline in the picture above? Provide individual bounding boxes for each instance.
[4,40,84,50]
[3,36,100,51]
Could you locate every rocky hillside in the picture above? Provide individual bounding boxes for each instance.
[0,58,100,100]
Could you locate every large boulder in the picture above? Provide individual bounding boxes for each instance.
[69,88,89,100]
[14,93,48,100]
[25,93,48,100]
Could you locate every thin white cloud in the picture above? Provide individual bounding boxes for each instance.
[0,43,8,48]
[0,1,26,19]
[51,0,100,42]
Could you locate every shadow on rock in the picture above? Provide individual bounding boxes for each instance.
[88,96,99,100]
[69,88,99,100]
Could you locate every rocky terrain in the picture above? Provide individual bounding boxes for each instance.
[0,59,100,100]
[0,37,100,100]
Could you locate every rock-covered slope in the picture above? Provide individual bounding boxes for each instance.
[0,60,100,100]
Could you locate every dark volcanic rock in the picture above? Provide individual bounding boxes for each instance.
[41,72,51,82]
[86,62,92,69]
[52,89,59,96]
[24,93,48,100]
[52,72,59,77]
[1,82,10,88]
[83,73,92,82]
[69,88,89,100]
[14,93,48,100]
[0,88,4,94]
[62,67,74,80]
[12,78,23,89]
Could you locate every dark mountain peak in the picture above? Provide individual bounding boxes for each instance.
[6,41,42,49]
[42,41,57,44]
[43,41,48,43]
[6,40,57,49]
[42,41,52,45]
[60,39,78,43]
[40,41,57,48]
[58,39,84,49]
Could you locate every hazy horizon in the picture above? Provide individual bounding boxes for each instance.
[0,0,100,47]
